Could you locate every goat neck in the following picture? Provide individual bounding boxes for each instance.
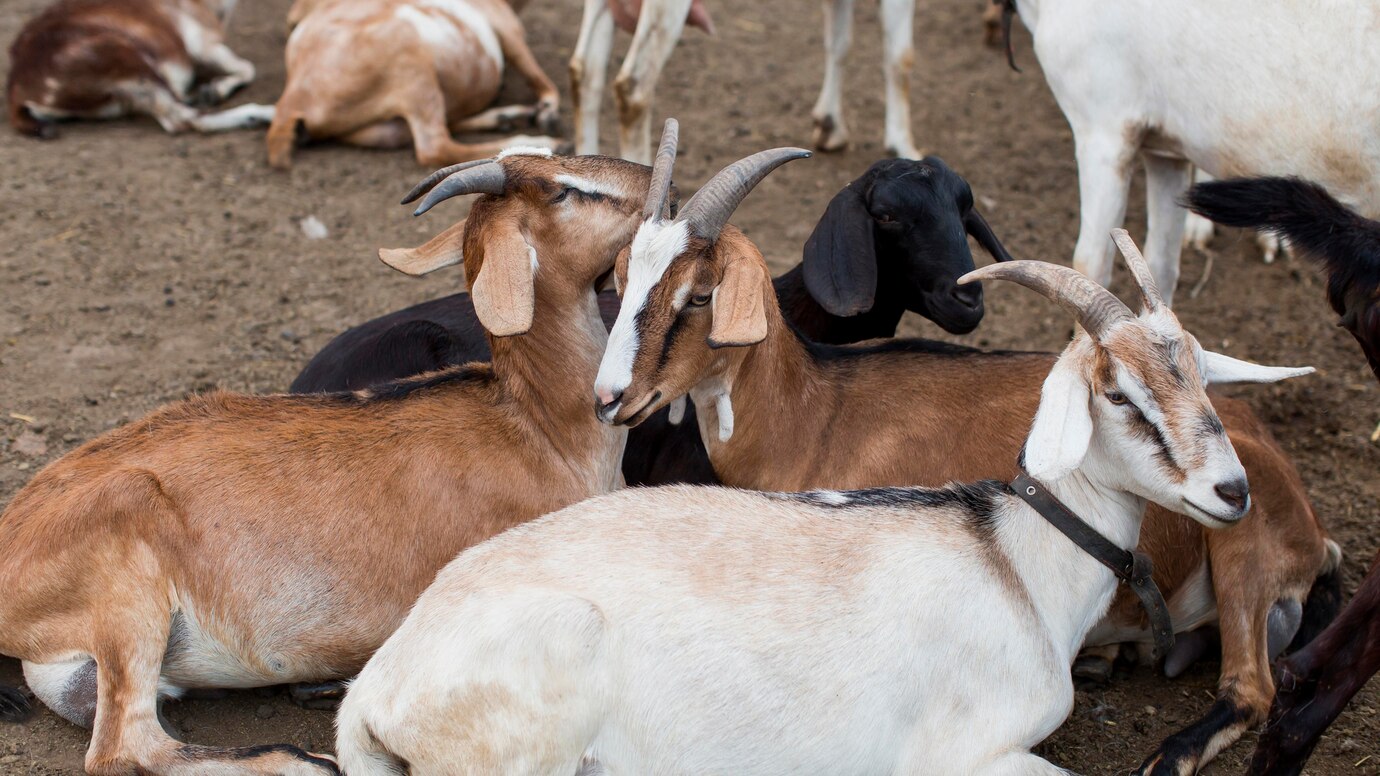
[772,264,905,344]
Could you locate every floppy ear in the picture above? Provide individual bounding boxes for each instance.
[709,254,769,348]
[1201,350,1314,385]
[1023,354,1094,481]
[469,221,536,337]
[613,244,631,296]
[963,207,1015,263]
[378,218,467,276]
[802,184,878,316]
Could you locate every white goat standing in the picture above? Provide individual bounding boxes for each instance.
[335,229,1311,775]
[570,0,921,162]
[1013,0,1379,303]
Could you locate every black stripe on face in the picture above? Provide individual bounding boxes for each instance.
[1128,407,1185,477]
[1197,409,1226,438]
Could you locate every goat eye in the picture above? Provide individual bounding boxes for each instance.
[689,294,711,307]
[552,187,574,203]
[1105,391,1130,406]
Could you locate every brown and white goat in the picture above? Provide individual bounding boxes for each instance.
[6,0,272,137]
[593,140,1342,775]
[266,0,563,168]
[0,148,658,775]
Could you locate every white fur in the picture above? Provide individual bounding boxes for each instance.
[555,174,623,198]
[496,146,555,160]
[1018,0,1380,303]
[594,219,689,402]
[418,0,503,67]
[1200,351,1314,385]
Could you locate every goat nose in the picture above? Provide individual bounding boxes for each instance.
[595,387,623,409]
[950,283,982,309]
[1214,478,1249,513]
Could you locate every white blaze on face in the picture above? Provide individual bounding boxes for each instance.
[595,219,690,404]
[554,174,623,198]
[496,146,554,160]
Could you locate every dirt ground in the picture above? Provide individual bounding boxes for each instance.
[0,0,1376,772]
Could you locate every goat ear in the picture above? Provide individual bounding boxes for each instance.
[1023,355,1094,481]
[709,254,769,348]
[470,222,536,337]
[378,218,467,276]
[1201,350,1314,385]
[613,244,631,296]
[963,208,1016,263]
[802,185,877,316]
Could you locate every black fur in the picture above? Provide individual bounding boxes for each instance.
[1139,698,1251,775]
[0,685,32,723]
[290,160,1016,487]
[1289,561,1344,654]
[1185,176,1380,380]
[775,480,1010,536]
[177,742,340,773]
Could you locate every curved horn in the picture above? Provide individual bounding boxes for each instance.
[412,162,508,216]
[400,159,495,205]
[1110,228,1164,312]
[959,260,1133,339]
[676,147,812,241]
[643,118,680,220]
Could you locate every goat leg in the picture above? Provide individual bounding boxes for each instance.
[288,680,350,711]
[1250,556,1380,775]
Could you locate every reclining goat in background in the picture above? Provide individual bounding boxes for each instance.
[290,156,1015,486]
[6,0,272,137]
[266,0,563,168]
[335,239,1311,775]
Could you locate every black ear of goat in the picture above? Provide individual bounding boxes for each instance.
[803,180,879,317]
[964,207,1016,263]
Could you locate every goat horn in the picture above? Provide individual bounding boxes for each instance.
[676,147,812,241]
[959,260,1133,339]
[1110,228,1164,312]
[400,159,496,205]
[643,119,680,220]
[412,162,508,216]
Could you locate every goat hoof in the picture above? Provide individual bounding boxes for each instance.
[288,680,347,711]
[811,116,849,153]
[535,107,562,137]
[1071,655,1113,685]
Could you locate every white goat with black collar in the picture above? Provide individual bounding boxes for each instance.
[335,233,1310,776]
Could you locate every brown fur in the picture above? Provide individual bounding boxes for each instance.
[267,0,561,169]
[611,225,1335,770]
[0,153,653,775]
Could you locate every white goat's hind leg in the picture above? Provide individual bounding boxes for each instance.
[1142,154,1193,305]
[570,0,614,156]
[614,0,693,164]
[453,104,541,133]
[1183,168,1216,250]
[811,0,854,152]
[1070,132,1134,288]
[192,103,275,132]
[980,751,1077,775]
[880,0,919,158]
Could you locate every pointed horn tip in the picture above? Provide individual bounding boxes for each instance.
[958,259,1041,285]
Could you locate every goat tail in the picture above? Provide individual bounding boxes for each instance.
[1289,538,1345,654]
[334,697,407,776]
[0,683,33,723]
[1185,176,1380,309]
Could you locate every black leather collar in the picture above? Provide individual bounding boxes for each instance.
[1010,471,1176,661]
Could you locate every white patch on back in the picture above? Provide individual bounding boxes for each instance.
[497,145,554,160]
[595,219,690,394]
[555,174,623,198]
[395,5,465,54]
[418,0,503,66]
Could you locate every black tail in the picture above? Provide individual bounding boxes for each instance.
[1288,540,1345,653]
[0,684,32,722]
[1184,176,1380,320]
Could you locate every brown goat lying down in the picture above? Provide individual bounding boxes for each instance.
[6,0,272,137]
[266,0,564,168]
[0,150,654,775]
[592,139,1342,776]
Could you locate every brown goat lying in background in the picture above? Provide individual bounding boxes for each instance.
[6,0,272,137]
[267,0,564,168]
